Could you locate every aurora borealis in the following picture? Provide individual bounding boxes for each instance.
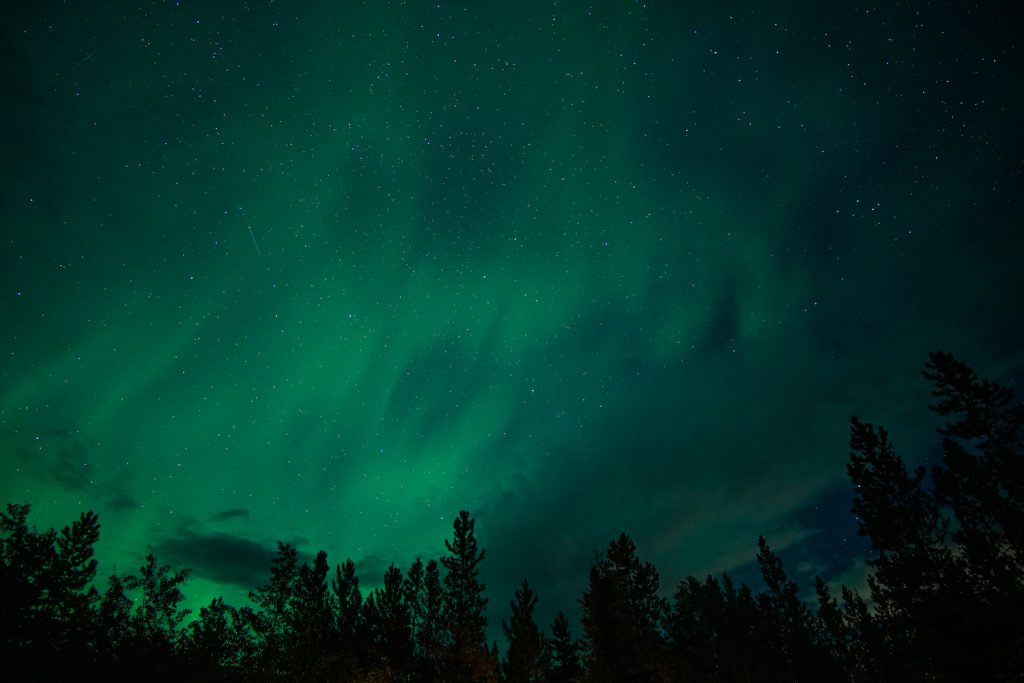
[2,0,1022,635]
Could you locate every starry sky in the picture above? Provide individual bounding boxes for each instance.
[2,0,1022,634]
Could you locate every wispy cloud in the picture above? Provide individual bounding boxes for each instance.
[211,508,251,522]
[154,527,280,590]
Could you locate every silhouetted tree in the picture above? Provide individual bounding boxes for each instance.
[754,536,844,681]
[246,544,340,679]
[847,416,965,680]
[362,563,414,678]
[501,579,549,682]
[248,542,300,678]
[128,551,191,638]
[182,596,255,681]
[94,572,134,671]
[330,556,364,675]
[814,578,860,680]
[580,533,668,683]
[441,510,497,682]
[669,572,761,682]
[92,551,190,681]
[416,558,447,681]
[546,612,581,683]
[924,350,1024,677]
[404,557,426,646]
[0,504,101,680]
[842,352,1024,680]
[290,549,335,679]
[924,351,1024,573]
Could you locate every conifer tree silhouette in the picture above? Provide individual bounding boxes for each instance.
[441,510,496,682]
[580,533,667,683]
[546,611,582,683]
[501,579,549,682]
[362,562,414,678]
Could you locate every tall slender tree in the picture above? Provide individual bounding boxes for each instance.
[248,542,300,677]
[404,557,426,648]
[417,558,447,681]
[290,549,334,678]
[924,351,1023,594]
[847,416,960,679]
[546,612,581,683]
[362,563,413,678]
[441,510,496,682]
[755,536,844,681]
[502,579,548,682]
[331,557,363,675]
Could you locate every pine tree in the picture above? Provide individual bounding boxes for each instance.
[404,557,426,648]
[251,542,299,634]
[841,352,1024,680]
[501,579,549,682]
[847,416,960,679]
[924,351,1023,597]
[814,578,856,677]
[291,550,334,678]
[441,510,496,682]
[669,573,760,682]
[417,558,446,681]
[333,557,363,639]
[755,537,843,681]
[331,557,364,677]
[294,550,332,631]
[249,542,300,676]
[580,533,667,683]
[546,612,581,683]
[362,563,413,677]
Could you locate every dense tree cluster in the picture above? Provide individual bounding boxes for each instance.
[3,352,1021,681]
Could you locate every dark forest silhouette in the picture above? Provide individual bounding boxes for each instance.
[2,352,1021,681]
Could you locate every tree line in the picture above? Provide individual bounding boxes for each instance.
[2,351,1021,681]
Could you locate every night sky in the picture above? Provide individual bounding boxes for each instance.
[2,1,1022,635]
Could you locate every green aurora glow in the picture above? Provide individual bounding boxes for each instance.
[2,1,1022,631]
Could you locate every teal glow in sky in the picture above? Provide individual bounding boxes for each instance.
[2,1,1022,630]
